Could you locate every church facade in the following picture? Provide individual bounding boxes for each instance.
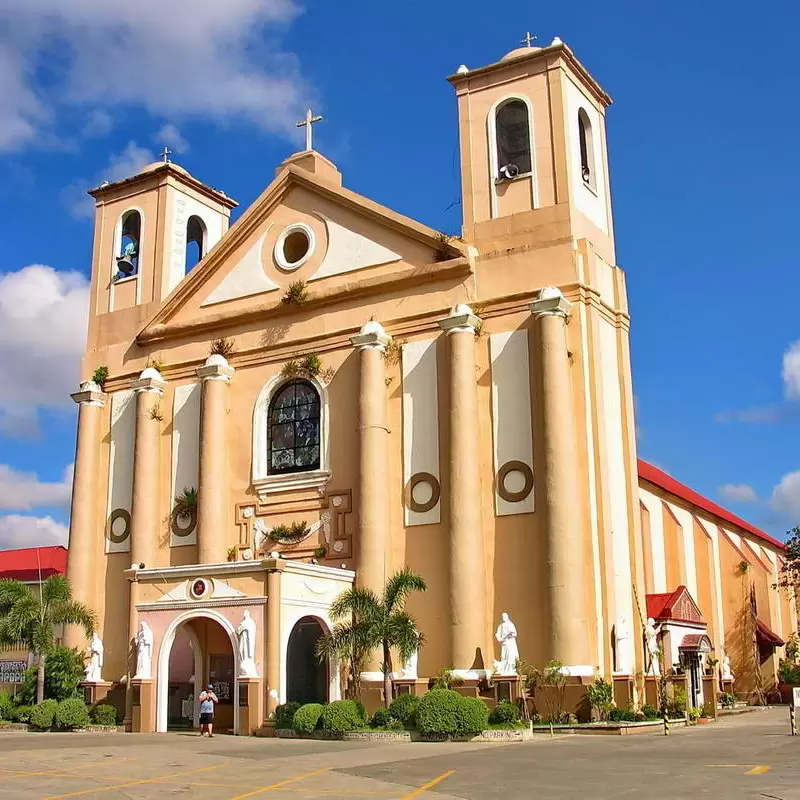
[64,39,795,732]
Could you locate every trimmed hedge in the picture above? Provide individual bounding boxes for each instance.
[30,699,59,729]
[320,700,365,734]
[388,693,419,725]
[370,708,392,728]
[90,704,118,726]
[292,703,324,733]
[56,699,90,730]
[275,702,301,730]
[489,700,519,725]
[10,705,33,724]
[0,692,13,721]
[458,696,489,736]
[415,689,490,737]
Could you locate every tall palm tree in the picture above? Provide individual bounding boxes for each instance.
[0,575,96,704]
[317,568,427,708]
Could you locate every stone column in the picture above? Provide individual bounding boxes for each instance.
[438,304,487,676]
[350,321,392,595]
[529,287,589,670]
[265,558,285,722]
[197,354,234,565]
[63,380,107,651]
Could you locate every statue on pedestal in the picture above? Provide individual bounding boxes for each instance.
[614,616,632,673]
[84,633,104,683]
[721,655,734,681]
[237,610,258,678]
[493,612,519,675]
[135,621,153,680]
[401,633,420,679]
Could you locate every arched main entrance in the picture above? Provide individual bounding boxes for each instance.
[156,610,240,734]
[286,616,328,704]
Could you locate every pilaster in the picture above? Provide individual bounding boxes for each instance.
[265,558,285,720]
[197,354,234,565]
[438,304,488,676]
[64,381,107,651]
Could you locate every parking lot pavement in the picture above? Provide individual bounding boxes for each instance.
[0,707,799,799]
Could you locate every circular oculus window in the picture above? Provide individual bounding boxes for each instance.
[274,223,315,271]
[189,578,213,600]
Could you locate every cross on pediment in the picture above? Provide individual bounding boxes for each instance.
[296,108,323,152]
[521,31,537,47]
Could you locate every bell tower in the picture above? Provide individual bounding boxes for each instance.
[87,157,237,318]
[449,37,615,264]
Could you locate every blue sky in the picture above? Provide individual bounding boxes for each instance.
[0,0,798,547]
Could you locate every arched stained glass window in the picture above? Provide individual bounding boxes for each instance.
[495,99,532,176]
[267,380,321,474]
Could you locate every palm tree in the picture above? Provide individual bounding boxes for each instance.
[0,575,96,704]
[317,568,427,708]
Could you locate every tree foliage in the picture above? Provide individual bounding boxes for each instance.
[316,568,427,708]
[777,527,800,591]
[19,646,86,705]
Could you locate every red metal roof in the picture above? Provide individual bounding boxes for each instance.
[0,546,67,582]
[756,620,785,648]
[646,585,705,624]
[638,459,785,552]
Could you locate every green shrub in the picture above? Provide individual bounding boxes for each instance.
[416,689,462,735]
[779,659,800,685]
[11,705,33,724]
[90,704,118,726]
[642,704,659,720]
[29,699,59,729]
[388,693,419,725]
[320,700,365,734]
[0,692,13,720]
[667,686,687,718]
[56,699,90,730]
[718,691,735,709]
[586,677,614,720]
[292,703,324,733]
[458,696,489,736]
[489,700,519,725]
[608,707,637,723]
[370,708,392,728]
[275,702,301,730]
[19,647,86,705]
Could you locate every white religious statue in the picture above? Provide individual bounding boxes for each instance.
[237,610,258,677]
[493,612,519,676]
[644,617,659,674]
[721,655,734,681]
[84,633,104,683]
[614,616,632,673]
[401,633,420,679]
[135,621,154,680]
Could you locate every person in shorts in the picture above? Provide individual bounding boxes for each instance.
[198,684,218,737]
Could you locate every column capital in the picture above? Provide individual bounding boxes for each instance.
[350,320,391,351]
[197,354,235,382]
[529,287,572,321]
[437,303,481,335]
[71,380,107,407]
[132,367,166,395]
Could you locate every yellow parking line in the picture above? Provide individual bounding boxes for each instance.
[0,758,130,780]
[400,770,455,800]
[43,762,230,799]
[227,767,330,799]
[745,765,770,775]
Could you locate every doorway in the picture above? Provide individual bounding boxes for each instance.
[286,616,328,704]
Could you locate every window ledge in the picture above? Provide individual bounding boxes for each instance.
[113,273,138,285]
[494,171,532,186]
[582,179,598,197]
[253,470,331,500]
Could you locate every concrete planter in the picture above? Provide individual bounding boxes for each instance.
[275,726,533,742]
[532,720,679,736]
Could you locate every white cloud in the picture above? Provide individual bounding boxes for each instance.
[0,515,68,549]
[0,0,310,152]
[783,341,800,400]
[82,109,114,138]
[156,124,189,155]
[770,471,800,521]
[719,483,759,504]
[0,463,73,511]
[0,265,89,436]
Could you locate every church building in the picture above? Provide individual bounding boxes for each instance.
[64,38,796,733]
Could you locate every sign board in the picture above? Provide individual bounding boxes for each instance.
[792,687,800,708]
[0,660,27,684]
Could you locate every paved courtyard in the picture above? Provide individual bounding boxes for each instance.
[0,707,798,799]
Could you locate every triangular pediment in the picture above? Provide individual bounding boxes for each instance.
[137,161,464,344]
[647,585,705,624]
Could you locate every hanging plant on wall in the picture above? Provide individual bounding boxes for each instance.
[91,365,109,389]
[281,353,333,382]
[210,338,235,358]
[267,520,311,544]
[281,280,308,305]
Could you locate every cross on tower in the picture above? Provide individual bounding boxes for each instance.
[520,31,537,47]
[161,146,173,164]
[296,108,323,152]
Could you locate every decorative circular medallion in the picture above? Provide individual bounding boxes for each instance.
[497,460,534,503]
[171,507,197,538]
[274,223,315,271]
[107,508,131,544]
[408,472,441,514]
[189,578,213,600]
